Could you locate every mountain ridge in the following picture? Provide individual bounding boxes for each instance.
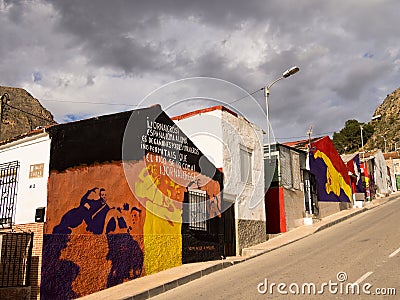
[366,87,400,151]
[0,86,56,142]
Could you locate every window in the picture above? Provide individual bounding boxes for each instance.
[240,146,253,184]
[280,147,292,188]
[188,189,207,231]
[291,151,301,190]
[0,161,20,226]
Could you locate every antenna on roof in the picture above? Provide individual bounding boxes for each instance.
[307,125,313,150]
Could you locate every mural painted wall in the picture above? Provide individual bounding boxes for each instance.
[308,136,352,203]
[361,161,371,200]
[345,154,363,193]
[40,106,225,299]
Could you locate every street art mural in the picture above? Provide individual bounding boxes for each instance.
[41,106,225,299]
[345,153,364,194]
[361,161,372,200]
[308,136,352,203]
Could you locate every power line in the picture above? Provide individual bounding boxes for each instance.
[4,93,339,142]
[5,103,56,124]
[41,99,137,107]
[40,87,265,107]
[3,86,263,127]
[275,131,336,140]
[227,87,264,104]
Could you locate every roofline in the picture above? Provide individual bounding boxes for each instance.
[172,105,239,121]
[0,125,53,147]
[264,142,307,154]
[281,136,326,149]
[0,131,49,151]
[340,152,359,163]
[0,104,161,147]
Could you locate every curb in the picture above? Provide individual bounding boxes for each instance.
[313,208,368,233]
[122,260,244,300]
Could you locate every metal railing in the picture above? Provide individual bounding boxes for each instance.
[0,161,20,227]
[188,190,207,231]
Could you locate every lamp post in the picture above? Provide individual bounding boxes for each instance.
[381,135,387,153]
[360,125,365,162]
[265,66,299,159]
[371,114,382,121]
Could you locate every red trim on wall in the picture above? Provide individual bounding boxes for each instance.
[265,187,286,233]
[279,187,287,233]
[171,106,239,121]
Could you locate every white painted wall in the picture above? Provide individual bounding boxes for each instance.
[174,108,265,221]
[372,150,389,196]
[174,110,223,168]
[0,133,50,224]
[221,110,265,221]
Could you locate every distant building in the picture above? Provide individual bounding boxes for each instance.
[284,136,352,218]
[263,143,310,233]
[363,149,390,197]
[383,151,400,191]
[341,153,364,205]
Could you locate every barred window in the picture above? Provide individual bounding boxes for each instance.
[188,189,207,231]
[0,161,20,226]
[0,232,33,287]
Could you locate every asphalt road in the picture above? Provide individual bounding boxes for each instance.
[152,198,400,299]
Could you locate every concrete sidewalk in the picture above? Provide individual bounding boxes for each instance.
[79,193,399,300]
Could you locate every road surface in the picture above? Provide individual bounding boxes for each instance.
[152,199,400,299]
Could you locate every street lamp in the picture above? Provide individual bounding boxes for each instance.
[371,114,382,121]
[265,66,300,159]
[360,125,365,162]
[381,135,387,153]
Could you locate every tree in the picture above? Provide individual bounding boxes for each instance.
[333,119,374,154]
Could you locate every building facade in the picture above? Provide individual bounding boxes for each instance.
[0,105,231,299]
[173,106,266,255]
[363,149,390,198]
[284,136,353,218]
[384,151,400,191]
[264,143,310,233]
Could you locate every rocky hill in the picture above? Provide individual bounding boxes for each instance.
[366,87,400,152]
[0,86,56,142]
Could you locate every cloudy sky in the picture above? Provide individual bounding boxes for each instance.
[1,0,399,142]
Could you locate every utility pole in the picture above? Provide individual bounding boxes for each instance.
[360,125,365,162]
[0,93,10,141]
[307,125,313,150]
[306,125,313,215]
[381,135,387,153]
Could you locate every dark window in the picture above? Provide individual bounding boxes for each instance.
[0,161,20,227]
[0,232,33,287]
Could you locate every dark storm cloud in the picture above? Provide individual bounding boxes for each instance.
[331,60,391,102]
[44,0,273,79]
[1,0,400,140]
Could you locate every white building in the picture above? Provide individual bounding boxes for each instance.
[0,129,50,226]
[173,106,266,255]
[364,149,390,197]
